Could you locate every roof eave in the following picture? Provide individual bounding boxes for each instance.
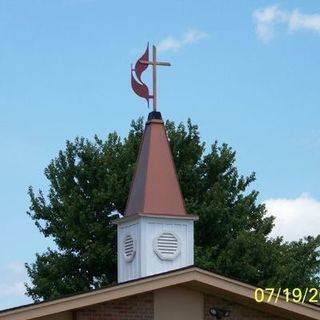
[1,267,319,320]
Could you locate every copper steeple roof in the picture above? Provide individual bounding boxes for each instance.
[125,112,188,217]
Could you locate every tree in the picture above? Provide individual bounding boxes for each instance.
[26,118,320,301]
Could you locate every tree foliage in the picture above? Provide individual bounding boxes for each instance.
[26,118,320,301]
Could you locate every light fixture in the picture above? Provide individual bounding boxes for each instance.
[209,307,230,319]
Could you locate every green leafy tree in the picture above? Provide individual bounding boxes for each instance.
[26,118,320,301]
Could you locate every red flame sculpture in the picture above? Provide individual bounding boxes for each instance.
[131,44,151,106]
[131,43,171,111]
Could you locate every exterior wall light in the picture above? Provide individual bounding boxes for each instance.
[209,307,230,319]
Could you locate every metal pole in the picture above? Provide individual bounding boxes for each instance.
[152,45,157,112]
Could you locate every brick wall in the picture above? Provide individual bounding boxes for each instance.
[204,294,286,320]
[75,293,154,320]
[75,290,289,320]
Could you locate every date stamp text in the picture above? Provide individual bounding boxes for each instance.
[254,288,320,304]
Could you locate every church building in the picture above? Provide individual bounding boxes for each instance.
[1,44,320,320]
[0,111,319,320]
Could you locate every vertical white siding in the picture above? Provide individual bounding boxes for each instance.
[117,216,194,283]
[117,220,140,282]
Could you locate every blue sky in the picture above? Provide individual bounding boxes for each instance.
[1,0,320,309]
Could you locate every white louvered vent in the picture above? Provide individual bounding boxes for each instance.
[153,232,181,261]
[123,235,135,262]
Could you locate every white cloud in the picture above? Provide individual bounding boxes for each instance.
[289,10,320,33]
[0,262,31,310]
[157,29,208,53]
[265,194,320,241]
[253,5,320,42]
[6,261,26,276]
[0,282,25,299]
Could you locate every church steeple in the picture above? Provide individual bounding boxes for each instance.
[116,45,197,283]
[125,111,187,217]
[116,112,197,283]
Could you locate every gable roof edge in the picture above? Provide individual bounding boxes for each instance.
[1,267,319,320]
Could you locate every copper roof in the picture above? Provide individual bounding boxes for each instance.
[125,112,188,216]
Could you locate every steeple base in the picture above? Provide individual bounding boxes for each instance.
[117,214,195,283]
[148,111,162,121]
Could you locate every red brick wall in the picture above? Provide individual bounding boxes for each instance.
[204,294,286,320]
[75,293,154,320]
[75,290,289,320]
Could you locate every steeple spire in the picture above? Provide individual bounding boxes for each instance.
[125,111,187,217]
[117,44,196,283]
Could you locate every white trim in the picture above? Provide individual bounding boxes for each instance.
[113,213,198,225]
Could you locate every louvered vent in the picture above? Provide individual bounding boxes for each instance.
[123,235,135,262]
[153,232,180,261]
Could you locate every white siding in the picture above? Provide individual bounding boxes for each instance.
[117,220,140,283]
[117,216,194,283]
